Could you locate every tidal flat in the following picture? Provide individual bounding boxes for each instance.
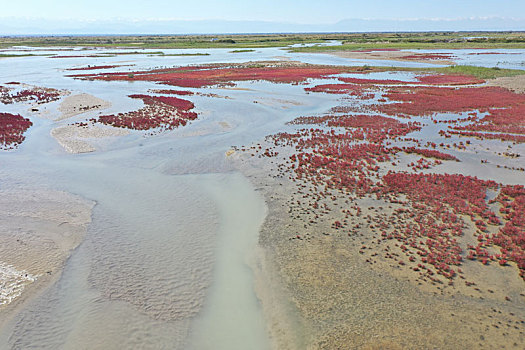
[0,41,524,349]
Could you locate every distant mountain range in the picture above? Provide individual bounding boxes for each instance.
[1,17,524,35]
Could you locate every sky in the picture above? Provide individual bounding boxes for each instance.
[1,0,524,34]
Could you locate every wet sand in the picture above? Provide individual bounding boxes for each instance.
[51,124,129,153]
[57,93,111,121]
[0,188,94,327]
[487,74,525,94]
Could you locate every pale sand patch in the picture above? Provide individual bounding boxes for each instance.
[254,98,304,108]
[320,50,456,66]
[57,93,111,121]
[51,124,129,154]
[0,189,94,322]
[217,87,254,91]
[272,56,292,61]
[486,74,525,94]
[180,120,234,138]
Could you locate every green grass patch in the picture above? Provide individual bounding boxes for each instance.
[0,53,49,57]
[432,65,525,79]
[230,49,255,53]
[289,41,525,52]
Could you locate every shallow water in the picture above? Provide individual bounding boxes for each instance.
[0,47,341,348]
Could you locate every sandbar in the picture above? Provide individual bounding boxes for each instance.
[57,93,111,121]
[320,50,456,65]
[51,124,129,153]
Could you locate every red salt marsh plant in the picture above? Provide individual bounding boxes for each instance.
[395,146,459,161]
[0,87,62,105]
[69,63,378,88]
[338,77,411,85]
[336,74,484,86]
[95,94,197,131]
[376,86,525,117]
[149,89,194,96]
[0,112,32,149]
[450,104,525,141]
[415,74,484,85]
[304,83,366,96]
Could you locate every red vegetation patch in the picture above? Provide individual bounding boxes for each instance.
[450,104,525,140]
[378,172,499,278]
[304,84,367,96]
[337,74,483,86]
[95,94,197,131]
[290,114,421,143]
[338,77,410,85]
[0,86,62,105]
[377,86,525,117]
[0,112,33,149]
[448,130,525,143]
[127,95,194,111]
[149,89,194,96]
[396,146,458,161]
[491,185,525,278]
[70,64,371,88]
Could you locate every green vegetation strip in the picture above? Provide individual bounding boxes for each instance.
[431,65,525,79]
[3,32,523,50]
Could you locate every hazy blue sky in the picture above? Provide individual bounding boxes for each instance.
[1,1,524,34]
[2,0,524,23]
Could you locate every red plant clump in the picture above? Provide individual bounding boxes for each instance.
[376,86,525,117]
[338,77,410,85]
[149,89,194,96]
[128,94,194,110]
[95,94,197,131]
[1,87,62,105]
[375,172,501,277]
[465,185,525,278]
[448,130,525,143]
[291,114,421,143]
[396,146,458,161]
[70,63,367,88]
[0,112,33,149]
[450,104,525,141]
[304,84,367,96]
[493,186,525,277]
